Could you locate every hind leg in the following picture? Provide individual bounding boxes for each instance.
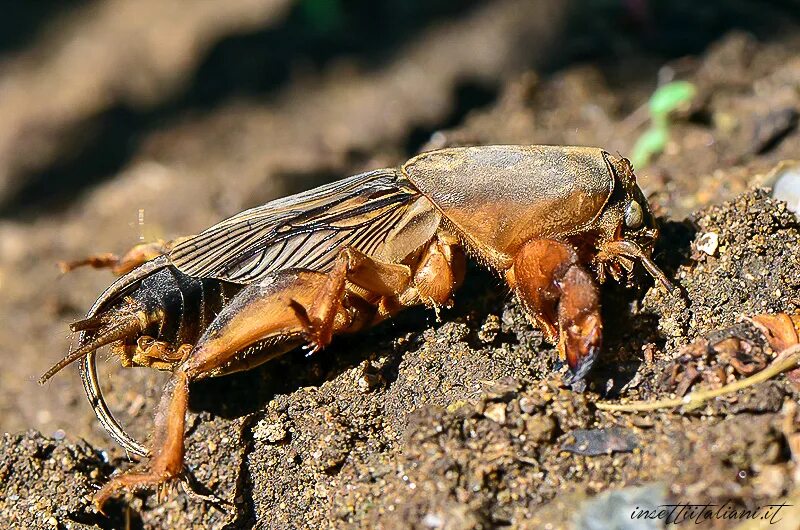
[93,370,189,511]
[92,248,413,509]
[92,269,339,509]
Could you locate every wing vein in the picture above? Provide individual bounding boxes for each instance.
[169,169,427,283]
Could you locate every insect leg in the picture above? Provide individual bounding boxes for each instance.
[289,247,411,351]
[92,265,386,508]
[507,238,602,381]
[388,234,466,317]
[597,239,674,291]
[117,337,193,371]
[189,247,411,378]
[58,240,172,276]
[93,370,189,511]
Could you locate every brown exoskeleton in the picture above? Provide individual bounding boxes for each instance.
[41,145,672,510]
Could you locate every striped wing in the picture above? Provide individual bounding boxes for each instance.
[169,169,423,283]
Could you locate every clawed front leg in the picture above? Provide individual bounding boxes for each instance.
[556,265,602,379]
[506,238,602,381]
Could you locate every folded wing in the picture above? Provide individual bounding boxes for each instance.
[169,169,429,283]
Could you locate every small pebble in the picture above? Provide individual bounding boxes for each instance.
[483,403,507,424]
[519,397,536,414]
[696,232,719,256]
[772,163,800,217]
[255,422,288,443]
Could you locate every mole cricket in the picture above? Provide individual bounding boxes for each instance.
[41,145,673,509]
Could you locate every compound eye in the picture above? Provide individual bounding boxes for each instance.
[624,201,644,229]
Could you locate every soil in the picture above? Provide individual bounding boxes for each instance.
[2,2,800,529]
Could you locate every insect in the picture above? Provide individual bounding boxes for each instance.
[41,145,672,509]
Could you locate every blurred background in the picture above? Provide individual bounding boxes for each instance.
[3,0,800,526]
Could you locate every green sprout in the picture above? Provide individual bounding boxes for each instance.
[630,80,696,168]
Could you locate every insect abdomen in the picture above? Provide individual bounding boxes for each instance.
[131,265,238,347]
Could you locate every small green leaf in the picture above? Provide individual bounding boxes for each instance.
[649,81,696,120]
[630,126,669,169]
